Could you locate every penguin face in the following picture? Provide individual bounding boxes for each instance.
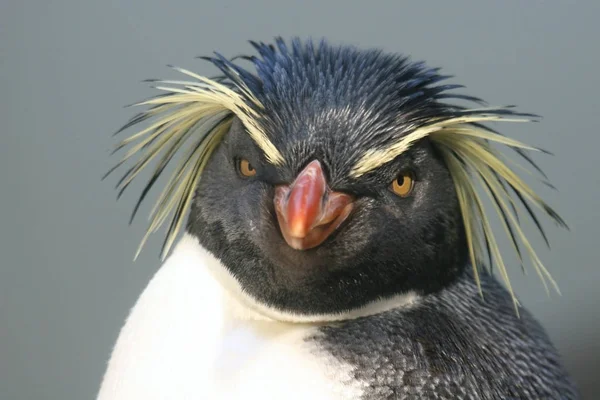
[188,117,467,316]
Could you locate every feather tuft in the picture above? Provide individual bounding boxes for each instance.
[106,64,283,259]
[357,108,565,311]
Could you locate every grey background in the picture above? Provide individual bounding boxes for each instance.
[1,1,598,398]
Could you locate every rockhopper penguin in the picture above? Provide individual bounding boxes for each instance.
[98,38,580,399]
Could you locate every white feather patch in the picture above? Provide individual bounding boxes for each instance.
[97,235,420,399]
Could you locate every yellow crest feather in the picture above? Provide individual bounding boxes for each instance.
[352,109,566,312]
[106,66,284,259]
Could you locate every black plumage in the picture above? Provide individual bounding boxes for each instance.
[315,269,579,399]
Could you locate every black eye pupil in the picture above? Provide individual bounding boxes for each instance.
[396,176,404,185]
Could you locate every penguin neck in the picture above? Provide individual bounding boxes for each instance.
[176,233,421,324]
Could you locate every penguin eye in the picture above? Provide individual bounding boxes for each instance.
[390,172,414,197]
[238,158,257,178]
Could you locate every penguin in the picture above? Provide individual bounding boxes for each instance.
[98,38,580,399]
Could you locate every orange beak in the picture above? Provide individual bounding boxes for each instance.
[274,160,354,250]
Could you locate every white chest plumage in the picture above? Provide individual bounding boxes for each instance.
[97,235,366,400]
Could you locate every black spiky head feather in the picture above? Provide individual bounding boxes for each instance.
[106,37,567,311]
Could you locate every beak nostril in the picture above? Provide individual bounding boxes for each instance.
[274,185,291,223]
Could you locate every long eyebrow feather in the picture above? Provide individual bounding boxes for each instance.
[349,105,565,310]
[105,66,283,259]
[350,111,535,178]
[394,112,566,310]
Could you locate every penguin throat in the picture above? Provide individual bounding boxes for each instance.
[175,233,421,324]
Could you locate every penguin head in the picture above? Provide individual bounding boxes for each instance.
[109,38,565,319]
